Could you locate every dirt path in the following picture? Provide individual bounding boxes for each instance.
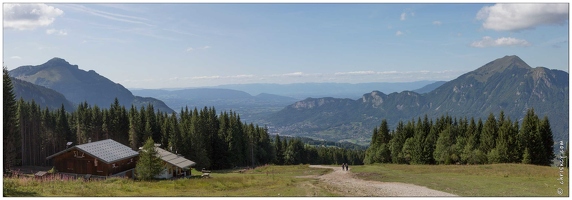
[306,165,457,197]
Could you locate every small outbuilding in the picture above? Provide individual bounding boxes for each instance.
[46,139,139,178]
[153,147,196,179]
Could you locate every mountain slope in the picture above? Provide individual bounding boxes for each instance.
[413,81,446,94]
[267,55,569,145]
[10,58,174,113]
[11,77,75,111]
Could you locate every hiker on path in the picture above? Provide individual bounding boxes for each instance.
[345,163,349,171]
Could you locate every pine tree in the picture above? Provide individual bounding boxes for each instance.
[539,116,554,166]
[274,134,284,165]
[136,137,163,180]
[495,118,512,163]
[389,121,406,164]
[128,105,141,150]
[519,108,543,165]
[480,113,498,154]
[434,125,452,164]
[378,120,391,144]
[168,113,182,153]
[522,147,532,164]
[56,104,73,148]
[4,67,20,171]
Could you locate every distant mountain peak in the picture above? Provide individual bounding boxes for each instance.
[44,57,71,66]
[10,58,175,113]
[470,55,531,82]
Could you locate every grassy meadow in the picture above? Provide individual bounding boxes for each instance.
[351,163,569,197]
[4,163,569,197]
[3,165,335,197]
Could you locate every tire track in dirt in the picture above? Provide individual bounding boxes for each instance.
[306,165,457,197]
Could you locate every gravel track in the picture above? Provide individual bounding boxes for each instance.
[307,165,457,197]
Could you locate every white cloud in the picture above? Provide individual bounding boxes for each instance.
[186,46,210,52]
[433,21,442,26]
[229,74,254,78]
[470,36,531,48]
[400,12,407,20]
[476,3,568,31]
[395,30,403,36]
[46,28,67,36]
[10,56,21,59]
[192,75,220,80]
[282,72,304,77]
[3,4,63,30]
[335,71,376,75]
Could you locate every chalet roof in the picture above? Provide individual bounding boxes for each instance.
[155,147,196,169]
[46,139,139,164]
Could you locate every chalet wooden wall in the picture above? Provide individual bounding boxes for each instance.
[52,150,138,176]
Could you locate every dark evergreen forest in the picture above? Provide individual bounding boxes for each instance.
[3,67,555,173]
[364,110,555,166]
[3,67,364,171]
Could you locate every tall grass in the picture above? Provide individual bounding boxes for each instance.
[3,164,335,197]
[351,163,569,197]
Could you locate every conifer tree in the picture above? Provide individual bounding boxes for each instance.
[4,67,20,171]
[274,134,284,165]
[128,105,141,150]
[519,108,541,164]
[480,113,498,154]
[423,125,439,164]
[389,121,406,164]
[495,118,512,163]
[136,137,163,180]
[539,116,554,166]
[434,125,452,164]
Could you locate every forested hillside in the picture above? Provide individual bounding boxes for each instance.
[365,110,555,166]
[267,56,568,148]
[4,65,364,171]
[11,77,75,112]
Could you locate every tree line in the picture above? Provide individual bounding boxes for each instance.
[3,67,365,172]
[273,135,365,166]
[364,110,554,166]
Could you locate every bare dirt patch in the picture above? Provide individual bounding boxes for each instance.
[306,165,457,197]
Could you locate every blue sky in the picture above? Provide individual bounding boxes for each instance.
[3,3,569,89]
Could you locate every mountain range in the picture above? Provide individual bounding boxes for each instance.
[130,88,299,122]
[208,81,440,99]
[9,58,174,113]
[264,55,569,146]
[9,56,568,149]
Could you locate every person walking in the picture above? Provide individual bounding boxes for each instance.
[345,163,349,171]
[342,163,345,171]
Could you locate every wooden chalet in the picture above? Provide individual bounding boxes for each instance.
[46,139,139,178]
[152,147,196,179]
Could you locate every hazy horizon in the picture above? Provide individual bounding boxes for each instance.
[3,3,568,89]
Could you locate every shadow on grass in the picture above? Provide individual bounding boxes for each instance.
[4,189,40,197]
